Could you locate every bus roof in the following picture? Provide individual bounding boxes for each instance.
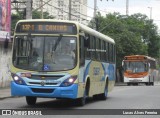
[79,23,115,44]
[16,19,115,44]
[124,55,156,61]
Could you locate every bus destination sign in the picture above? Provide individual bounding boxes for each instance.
[125,56,145,60]
[16,22,77,34]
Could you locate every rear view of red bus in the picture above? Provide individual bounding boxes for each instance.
[122,55,156,86]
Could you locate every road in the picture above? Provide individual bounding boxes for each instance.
[0,84,160,117]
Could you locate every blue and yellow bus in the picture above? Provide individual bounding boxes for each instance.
[10,19,116,106]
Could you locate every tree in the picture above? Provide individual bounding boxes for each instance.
[11,11,24,33]
[90,12,160,68]
[89,12,160,81]
[32,10,54,19]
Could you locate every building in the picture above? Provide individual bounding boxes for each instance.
[32,0,88,24]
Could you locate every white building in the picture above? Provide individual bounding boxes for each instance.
[32,0,88,24]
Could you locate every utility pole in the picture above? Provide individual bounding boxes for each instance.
[40,0,43,19]
[26,0,32,19]
[94,0,114,30]
[93,0,97,18]
[126,0,129,15]
[148,7,152,19]
[93,0,97,30]
[69,0,72,20]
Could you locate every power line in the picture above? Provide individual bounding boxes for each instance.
[71,8,93,18]
[33,0,52,12]
[71,0,108,13]
[39,1,93,21]
[45,1,90,22]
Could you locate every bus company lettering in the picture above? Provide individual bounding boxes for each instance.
[87,48,106,52]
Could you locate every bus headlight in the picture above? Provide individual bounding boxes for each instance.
[13,76,19,81]
[60,76,77,87]
[11,73,26,85]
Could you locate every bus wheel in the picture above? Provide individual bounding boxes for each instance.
[127,83,131,86]
[77,80,89,106]
[101,83,108,100]
[145,82,150,86]
[26,96,37,105]
[98,81,108,100]
[77,89,87,106]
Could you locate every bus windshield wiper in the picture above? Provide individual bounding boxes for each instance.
[53,34,63,51]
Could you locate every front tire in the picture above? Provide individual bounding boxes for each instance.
[77,89,87,106]
[26,96,37,105]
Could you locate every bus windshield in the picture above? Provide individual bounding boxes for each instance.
[12,35,77,71]
[123,61,149,73]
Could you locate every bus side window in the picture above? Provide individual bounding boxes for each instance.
[106,42,109,62]
[109,43,113,62]
[96,38,100,61]
[113,45,116,62]
[101,40,105,61]
[80,35,85,66]
[84,34,90,59]
[90,36,96,60]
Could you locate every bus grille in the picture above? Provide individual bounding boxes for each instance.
[31,88,54,93]
[29,82,57,86]
[28,75,64,80]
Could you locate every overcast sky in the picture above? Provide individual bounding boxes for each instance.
[87,0,160,31]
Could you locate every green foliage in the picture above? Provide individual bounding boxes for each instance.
[91,12,160,67]
[32,10,54,19]
[11,11,23,32]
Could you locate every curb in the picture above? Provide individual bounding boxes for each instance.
[115,83,127,86]
[0,96,22,100]
[0,87,11,100]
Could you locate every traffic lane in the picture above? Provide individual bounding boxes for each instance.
[1,85,160,109]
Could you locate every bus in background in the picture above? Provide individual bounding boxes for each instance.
[10,19,116,106]
[122,55,156,86]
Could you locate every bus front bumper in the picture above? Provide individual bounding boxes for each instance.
[11,82,78,99]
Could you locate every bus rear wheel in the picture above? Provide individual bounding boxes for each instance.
[95,80,108,100]
[26,96,37,105]
[145,82,154,86]
[99,82,108,100]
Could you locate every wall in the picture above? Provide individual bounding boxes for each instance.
[0,42,12,88]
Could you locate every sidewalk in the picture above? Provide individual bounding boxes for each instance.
[0,87,11,99]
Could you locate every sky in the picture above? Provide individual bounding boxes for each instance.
[87,0,160,32]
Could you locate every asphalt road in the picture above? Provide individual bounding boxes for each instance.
[1,84,160,117]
